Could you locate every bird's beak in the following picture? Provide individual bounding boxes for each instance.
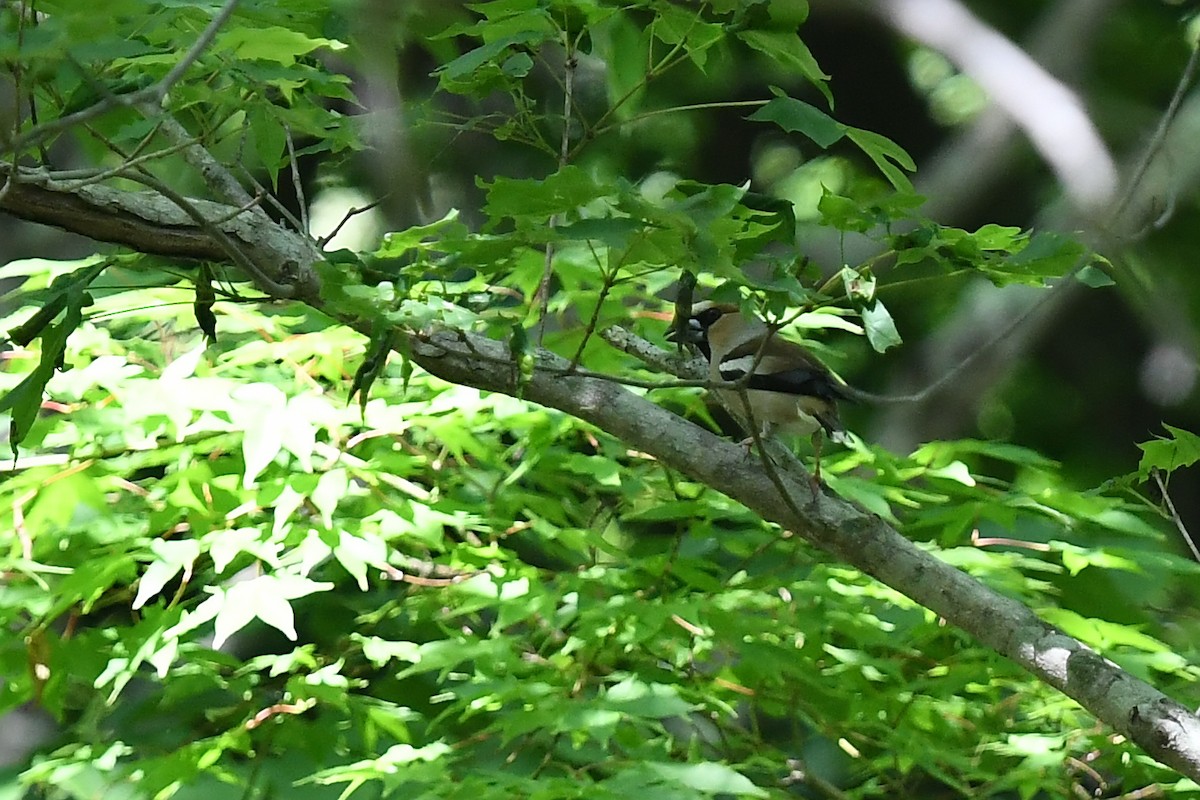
[667,318,704,344]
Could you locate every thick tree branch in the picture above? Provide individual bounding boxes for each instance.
[0,166,320,300]
[4,179,1200,780]
[414,328,1200,780]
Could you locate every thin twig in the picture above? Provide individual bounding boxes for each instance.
[566,237,639,370]
[567,268,616,370]
[847,257,1090,406]
[1151,469,1200,563]
[234,163,308,234]
[143,110,260,211]
[590,99,769,139]
[206,191,266,225]
[284,123,309,235]
[55,141,194,189]
[48,109,295,299]
[1108,42,1200,228]
[783,758,854,800]
[735,387,813,524]
[317,196,387,249]
[533,29,578,345]
[123,169,295,297]
[574,9,703,158]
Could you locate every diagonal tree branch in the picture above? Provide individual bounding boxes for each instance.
[3,178,1200,781]
[414,326,1200,781]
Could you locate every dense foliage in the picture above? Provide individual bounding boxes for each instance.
[2,1,1200,798]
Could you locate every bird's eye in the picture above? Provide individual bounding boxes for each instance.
[697,308,723,326]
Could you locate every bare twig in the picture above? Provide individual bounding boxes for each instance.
[234,163,309,235]
[1152,469,1200,563]
[1108,43,1200,229]
[850,257,1087,405]
[567,270,615,370]
[284,123,309,235]
[783,758,854,800]
[533,28,578,345]
[590,99,769,139]
[317,196,387,249]
[55,141,194,189]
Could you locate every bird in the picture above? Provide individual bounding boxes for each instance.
[668,301,849,480]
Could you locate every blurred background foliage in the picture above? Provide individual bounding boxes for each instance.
[3,0,1200,798]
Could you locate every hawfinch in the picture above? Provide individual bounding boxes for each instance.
[669,302,848,477]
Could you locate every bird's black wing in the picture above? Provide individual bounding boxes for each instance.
[718,365,848,402]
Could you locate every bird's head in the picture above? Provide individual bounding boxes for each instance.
[666,301,739,350]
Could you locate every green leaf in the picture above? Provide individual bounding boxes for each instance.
[133,539,202,610]
[304,742,451,790]
[911,439,1059,469]
[1039,608,1172,653]
[998,230,1085,284]
[1138,425,1200,477]
[230,382,288,486]
[860,300,902,352]
[353,634,422,667]
[1055,542,1141,577]
[652,6,725,71]
[351,332,399,403]
[483,165,614,220]
[247,106,288,186]
[211,574,334,648]
[645,762,768,797]
[792,310,863,335]
[736,31,832,106]
[312,469,350,528]
[436,30,547,81]
[747,94,845,148]
[604,677,696,718]
[374,210,470,259]
[924,459,976,486]
[1076,263,1116,288]
[4,260,108,347]
[0,284,90,454]
[194,266,217,341]
[845,126,915,191]
[332,530,390,590]
[205,527,282,573]
[215,26,345,65]
[560,453,622,486]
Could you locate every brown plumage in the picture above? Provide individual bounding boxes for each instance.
[671,302,848,478]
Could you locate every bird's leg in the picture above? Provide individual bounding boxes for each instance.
[737,420,772,454]
[810,430,824,487]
